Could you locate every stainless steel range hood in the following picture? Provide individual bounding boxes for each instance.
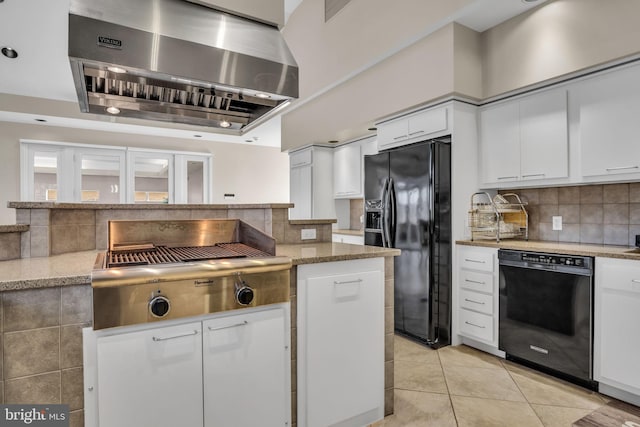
[68,0,298,133]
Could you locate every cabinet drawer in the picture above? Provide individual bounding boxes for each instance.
[459,269,493,294]
[459,249,495,272]
[460,289,493,315]
[459,309,493,343]
[596,257,640,292]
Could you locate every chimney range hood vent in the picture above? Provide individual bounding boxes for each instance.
[68,0,298,133]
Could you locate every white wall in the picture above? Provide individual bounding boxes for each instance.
[481,0,640,98]
[0,122,290,224]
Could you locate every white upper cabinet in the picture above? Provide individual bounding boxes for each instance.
[479,88,568,187]
[479,101,520,184]
[574,64,640,179]
[377,104,449,151]
[289,146,335,220]
[333,143,362,198]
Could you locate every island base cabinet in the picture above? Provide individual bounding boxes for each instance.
[84,304,290,427]
[595,257,640,405]
[203,307,290,427]
[86,321,204,427]
[298,258,385,427]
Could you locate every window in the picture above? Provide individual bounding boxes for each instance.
[20,140,211,204]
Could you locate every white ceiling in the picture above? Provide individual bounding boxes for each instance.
[0,0,546,148]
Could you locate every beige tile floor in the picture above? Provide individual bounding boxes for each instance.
[372,335,611,427]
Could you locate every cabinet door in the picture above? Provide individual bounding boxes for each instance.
[520,89,568,181]
[377,119,408,150]
[290,165,312,219]
[407,107,448,139]
[95,322,203,427]
[298,259,384,427]
[577,65,640,178]
[595,258,640,395]
[479,101,520,184]
[334,143,362,198]
[203,307,289,427]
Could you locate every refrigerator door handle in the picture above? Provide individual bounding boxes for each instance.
[388,178,397,248]
[380,178,390,248]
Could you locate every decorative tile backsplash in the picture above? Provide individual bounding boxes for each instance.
[501,183,640,246]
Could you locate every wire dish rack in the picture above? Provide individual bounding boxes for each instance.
[468,192,528,242]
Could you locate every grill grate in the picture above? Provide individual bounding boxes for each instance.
[107,243,271,268]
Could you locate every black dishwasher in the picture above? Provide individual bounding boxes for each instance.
[498,249,597,390]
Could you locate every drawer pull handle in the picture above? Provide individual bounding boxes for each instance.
[464,279,486,285]
[208,321,248,332]
[334,279,363,285]
[408,130,425,136]
[632,279,640,284]
[152,330,199,342]
[522,173,545,178]
[497,176,518,180]
[464,321,485,329]
[393,135,408,140]
[465,259,486,264]
[464,298,485,305]
[606,165,639,171]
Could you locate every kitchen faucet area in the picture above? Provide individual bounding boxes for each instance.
[2,1,640,426]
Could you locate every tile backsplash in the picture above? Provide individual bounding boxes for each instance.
[501,183,640,246]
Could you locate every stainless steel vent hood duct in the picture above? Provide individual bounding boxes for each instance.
[68,0,298,133]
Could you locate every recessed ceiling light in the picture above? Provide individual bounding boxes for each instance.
[1,47,18,59]
[34,118,47,123]
[255,93,271,99]
[106,106,120,115]
[219,120,231,128]
[107,66,127,74]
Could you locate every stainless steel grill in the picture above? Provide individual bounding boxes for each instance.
[92,219,291,330]
[107,243,270,267]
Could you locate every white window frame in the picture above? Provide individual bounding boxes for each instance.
[175,154,212,204]
[20,140,212,205]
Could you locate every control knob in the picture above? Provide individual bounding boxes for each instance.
[149,295,171,318]
[235,278,255,306]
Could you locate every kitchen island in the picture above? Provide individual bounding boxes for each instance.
[0,242,399,427]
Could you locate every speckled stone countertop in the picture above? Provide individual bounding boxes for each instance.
[0,243,399,291]
[276,242,399,265]
[333,229,364,236]
[457,239,640,260]
[0,224,29,233]
[7,202,293,210]
[0,250,99,291]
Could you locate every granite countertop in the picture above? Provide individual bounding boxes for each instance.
[0,243,400,291]
[457,239,640,260]
[8,202,293,210]
[332,229,364,236]
[0,250,99,291]
[0,224,29,233]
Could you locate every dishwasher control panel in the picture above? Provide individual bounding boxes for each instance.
[520,253,584,266]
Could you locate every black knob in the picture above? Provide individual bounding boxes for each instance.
[149,296,171,318]
[236,286,254,306]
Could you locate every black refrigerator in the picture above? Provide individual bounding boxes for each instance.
[364,137,451,348]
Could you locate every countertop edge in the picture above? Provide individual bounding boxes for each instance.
[332,229,365,236]
[456,239,640,260]
[0,275,91,292]
[7,202,294,210]
[289,249,401,265]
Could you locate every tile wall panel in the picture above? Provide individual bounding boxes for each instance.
[502,183,640,246]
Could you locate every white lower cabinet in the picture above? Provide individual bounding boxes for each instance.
[84,304,290,427]
[332,232,364,245]
[203,308,290,427]
[456,245,499,350]
[298,258,384,427]
[594,257,640,403]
